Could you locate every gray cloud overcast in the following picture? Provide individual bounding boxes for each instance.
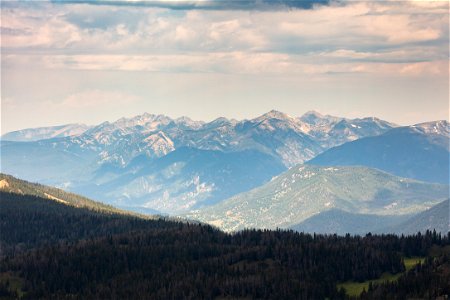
[50,0,332,10]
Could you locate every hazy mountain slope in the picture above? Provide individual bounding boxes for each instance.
[0,138,101,186]
[1,124,91,142]
[75,147,286,214]
[380,199,449,234]
[0,173,137,215]
[188,165,449,232]
[290,209,412,235]
[308,121,450,184]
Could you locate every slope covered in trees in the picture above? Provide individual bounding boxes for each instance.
[359,246,450,299]
[0,192,168,256]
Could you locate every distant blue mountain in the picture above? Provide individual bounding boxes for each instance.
[290,209,412,235]
[71,147,286,214]
[288,199,449,235]
[307,121,450,184]
[379,199,449,234]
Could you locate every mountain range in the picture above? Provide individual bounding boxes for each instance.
[0,110,398,214]
[289,210,412,235]
[1,110,396,166]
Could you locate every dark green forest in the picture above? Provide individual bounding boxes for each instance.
[0,191,449,299]
[358,251,450,300]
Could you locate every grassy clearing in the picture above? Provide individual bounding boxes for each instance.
[337,257,425,297]
[404,257,425,271]
[0,272,26,298]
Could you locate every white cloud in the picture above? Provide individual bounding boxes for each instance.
[4,52,447,77]
[174,25,197,43]
[317,48,446,62]
[1,1,447,55]
[59,90,141,108]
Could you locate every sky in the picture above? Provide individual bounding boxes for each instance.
[1,0,449,134]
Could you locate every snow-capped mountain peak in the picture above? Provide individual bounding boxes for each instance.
[301,110,324,119]
[203,117,237,129]
[174,116,204,129]
[411,120,449,136]
[258,110,293,121]
[142,131,175,157]
[113,113,172,129]
[299,111,341,126]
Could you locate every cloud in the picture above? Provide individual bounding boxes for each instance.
[1,0,448,79]
[272,2,446,46]
[2,0,447,55]
[50,0,331,10]
[317,47,446,63]
[58,90,141,108]
[4,52,446,78]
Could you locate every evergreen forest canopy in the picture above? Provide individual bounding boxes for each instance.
[0,189,449,299]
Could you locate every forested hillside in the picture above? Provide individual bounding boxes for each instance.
[0,192,166,256]
[1,190,449,299]
[359,247,450,299]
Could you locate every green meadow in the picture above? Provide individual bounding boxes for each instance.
[337,257,426,297]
